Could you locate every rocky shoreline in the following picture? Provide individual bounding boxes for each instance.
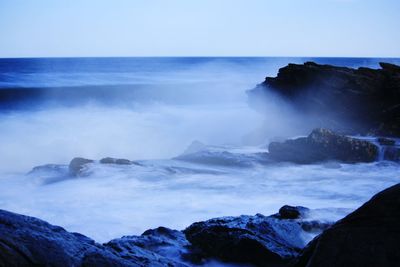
[1,61,400,266]
[1,183,399,266]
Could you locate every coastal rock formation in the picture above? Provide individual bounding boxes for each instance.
[278,205,309,219]
[68,157,139,177]
[248,62,400,136]
[184,213,329,266]
[294,183,400,267]
[4,181,400,267]
[105,227,197,266]
[268,128,378,164]
[0,209,135,267]
[0,205,331,267]
[69,157,94,176]
[0,209,192,267]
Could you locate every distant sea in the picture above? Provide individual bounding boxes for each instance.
[1,57,400,109]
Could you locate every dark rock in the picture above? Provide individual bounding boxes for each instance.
[294,183,400,267]
[377,137,396,146]
[268,128,378,164]
[0,209,134,267]
[279,205,309,219]
[100,157,133,165]
[0,209,190,267]
[248,61,400,136]
[184,213,328,267]
[383,146,400,161]
[69,157,94,176]
[105,227,193,266]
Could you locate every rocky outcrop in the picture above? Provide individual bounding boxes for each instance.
[248,62,400,136]
[184,213,330,267]
[279,205,309,220]
[0,205,332,267]
[294,183,400,267]
[268,128,378,164]
[0,209,136,267]
[68,157,140,177]
[0,208,195,267]
[69,157,94,176]
[105,227,197,266]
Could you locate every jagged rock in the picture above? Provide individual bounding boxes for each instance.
[100,157,133,165]
[248,61,400,136]
[0,205,335,267]
[69,157,94,176]
[0,209,191,267]
[0,209,135,267]
[105,227,196,266]
[184,212,329,267]
[268,128,378,164]
[279,205,309,219]
[294,183,400,267]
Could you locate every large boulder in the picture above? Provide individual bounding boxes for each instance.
[184,212,330,267]
[0,209,187,267]
[248,62,400,136]
[268,128,378,164]
[105,227,197,266]
[0,209,136,267]
[294,183,400,267]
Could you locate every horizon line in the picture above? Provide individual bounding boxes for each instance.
[1,55,400,60]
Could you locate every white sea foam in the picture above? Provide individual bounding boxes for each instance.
[0,150,398,243]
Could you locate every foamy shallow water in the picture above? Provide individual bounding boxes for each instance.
[0,150,398,243]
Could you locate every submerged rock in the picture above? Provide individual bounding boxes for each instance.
[248,61,400,136]
[100,157,134,165]
[184,211,329,267]
[294,183,400,267]
[69,157,94,176]
[268,128,378,164]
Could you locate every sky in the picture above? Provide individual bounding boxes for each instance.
[0,0,399,57]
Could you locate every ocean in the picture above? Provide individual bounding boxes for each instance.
[0,57,399,242]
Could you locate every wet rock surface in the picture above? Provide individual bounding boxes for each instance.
[3,175,400,267]
[278,205,309,220]
[0,205,331,267]
[184,213,329,267]
[294,183,400,267]
[100,157,136,165]
[0,209,193,267]
[268,128,378,164]
[248,62,400,136]
[0,209,136,267]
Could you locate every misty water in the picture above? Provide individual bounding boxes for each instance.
[0,57,399,243]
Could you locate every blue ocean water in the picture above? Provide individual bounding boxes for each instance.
[1,57,400,109]
[0,57,399,244]
[1,57,400,88]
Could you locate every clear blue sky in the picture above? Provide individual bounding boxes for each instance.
[0,0,399,57]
